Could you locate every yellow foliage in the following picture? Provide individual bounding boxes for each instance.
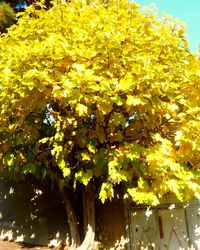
[0,0,199,205]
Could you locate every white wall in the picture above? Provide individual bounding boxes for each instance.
[127,198,200,249]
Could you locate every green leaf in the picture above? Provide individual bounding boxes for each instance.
[21,163,37,175]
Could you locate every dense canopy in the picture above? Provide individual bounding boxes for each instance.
[0,0,199,210]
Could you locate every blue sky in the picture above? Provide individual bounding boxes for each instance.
[133,0,200,52]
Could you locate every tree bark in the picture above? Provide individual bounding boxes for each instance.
[52,171,95,249]
[77,186,95,250]
[57,183,81,249]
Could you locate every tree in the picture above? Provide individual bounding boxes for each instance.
[0,0,199,248]
[0,1,15,32]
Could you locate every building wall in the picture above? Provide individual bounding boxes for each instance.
[0,176,70,247]
[96,197,127,249]
[127,197,200,250]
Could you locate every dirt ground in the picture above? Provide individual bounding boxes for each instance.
[0,239,54,250]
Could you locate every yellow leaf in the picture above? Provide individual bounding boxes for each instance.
[58,159,66,169]
[117,75,135,91]
[138,177,149,190]
[97,101,113,114]
[73,63,85,71]
[126,96,147,107]
[63,168,71,177]
[99,182,114,203]
[87,144,96,154]
[81,152,91,161]
[76,103,88,116]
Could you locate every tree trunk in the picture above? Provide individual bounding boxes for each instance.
[77,185,95,250]
[53,171,95,249]
[57,183,81,249]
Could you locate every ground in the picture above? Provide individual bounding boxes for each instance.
[0,239,54,250]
